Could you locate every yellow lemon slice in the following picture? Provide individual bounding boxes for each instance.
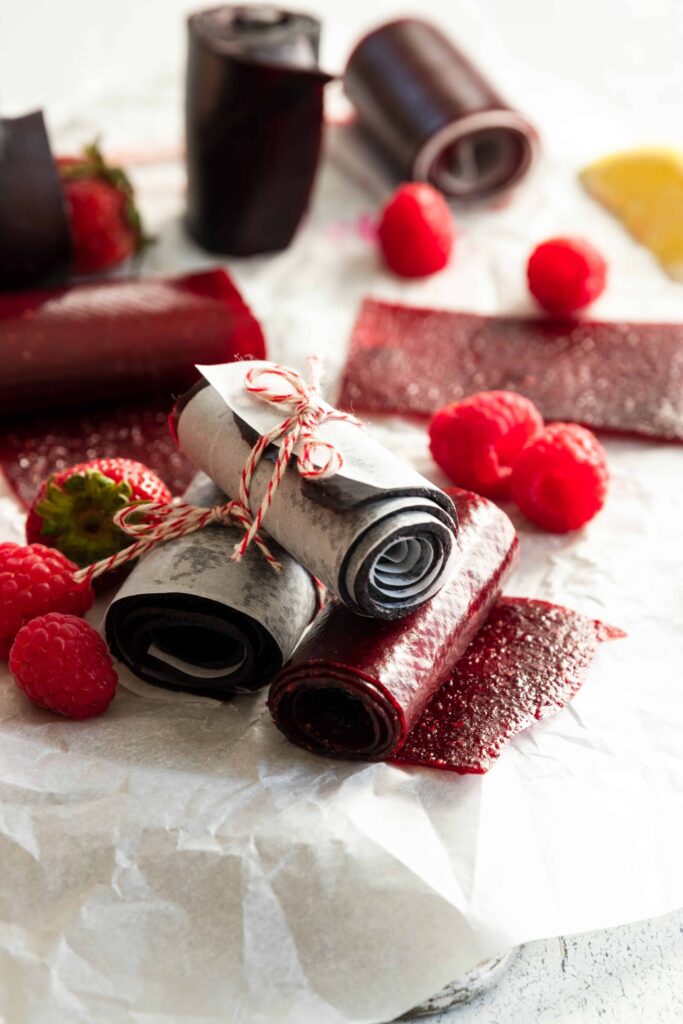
[580,148,683,281]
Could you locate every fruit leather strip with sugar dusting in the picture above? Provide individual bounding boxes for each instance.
[339,299,683,442]
[344,18,536,200]
[186,5,332,255]
[0,111,72,291]
[173,360,457,620]
[0,269,265,504]
[106,473,317,698]
[395,598,623,774]
[268,489,518,760]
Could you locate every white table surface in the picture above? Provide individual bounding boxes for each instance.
[2,1,683,1021]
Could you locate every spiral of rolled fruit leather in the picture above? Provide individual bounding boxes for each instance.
[186,4,332,255]
[0,269,266,504]
[269,489,623,772]
[344,18,536,200]
[173,361,458,620]
[106,474,317,698]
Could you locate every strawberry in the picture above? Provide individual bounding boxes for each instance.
[26,458,171,568]
[57,142,150,274]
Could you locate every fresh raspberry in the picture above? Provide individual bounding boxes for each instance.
[26,457,171,568]
[10,613,117,719]
[429,391,544,499]
[527,236,607,315]
[510,423,609,532]
[377,183,455,278]
[0,544,93,658]
[57,142,150,274]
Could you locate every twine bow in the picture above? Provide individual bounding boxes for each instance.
[74,358,360,586]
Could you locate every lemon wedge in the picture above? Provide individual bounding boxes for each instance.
[580,148,683,281]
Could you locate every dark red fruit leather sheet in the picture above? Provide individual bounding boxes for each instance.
[269,489,623,774]
[394,597,622,774]
[0,269,265,504]
[338,298,683,442]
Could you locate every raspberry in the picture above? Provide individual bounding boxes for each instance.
[0,544,94,658]
[527,237,607,315]
[10,613,117,719]
[510,423,609,532]
[378,183,455,278]
[429,391,544,499]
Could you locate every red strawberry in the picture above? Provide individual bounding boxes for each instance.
[57,142,150,274]
[26,458,171,568]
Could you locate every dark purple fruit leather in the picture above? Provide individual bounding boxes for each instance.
[0,111,72,291]
[339,298,683,442]
[344,18,536,200]
[269,489,623,773]
[186,5,332,256]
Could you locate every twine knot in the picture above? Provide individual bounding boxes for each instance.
[74,358,359,587]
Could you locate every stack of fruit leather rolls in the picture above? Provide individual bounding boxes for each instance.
[0,269,266,504]
[105,473,318,698]
[172,360,458,620]
[268,488,623,772]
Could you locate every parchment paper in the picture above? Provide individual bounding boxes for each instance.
[1,1,683,1020]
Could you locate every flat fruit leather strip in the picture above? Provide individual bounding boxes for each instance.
[268,489,519,760]
[344,18,536,200]
[338,298,683,442]
[0,269,266,505]
[269,489,623,773]
[393,598,624,774]
[106,474,317,698]
[186,6,332,255]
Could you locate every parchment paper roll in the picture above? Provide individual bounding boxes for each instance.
[186,5,332,255]
[172,361,457,620]
[268,489,517,760]
[0,111,72,290]
[344,18,536,200]
[105,473,317,698]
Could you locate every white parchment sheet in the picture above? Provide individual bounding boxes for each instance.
[2,0,683,1020]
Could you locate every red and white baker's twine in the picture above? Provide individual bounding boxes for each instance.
[73,359,361,587]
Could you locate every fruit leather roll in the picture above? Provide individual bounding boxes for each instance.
[0,269,265,418]
[173,361,457,620]
[186,5,332,255]
[339,298,683,442]
[0,110,72,291]
[0,269,265,505]
[105,473,317,698]
[269,490,623,772]
[344,18,536,200]
[268,489,518,760]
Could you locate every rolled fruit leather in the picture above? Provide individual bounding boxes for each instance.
[268,488,518,761]
[344,18,536,200]
[172,360,457,620]
[105,473,317,698]
[186,5,332,255]
[269,488,623,771]
[0,110,72,290]
[0,269,266,504]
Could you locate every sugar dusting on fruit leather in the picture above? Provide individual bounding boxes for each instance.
[1,13,683,1023]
